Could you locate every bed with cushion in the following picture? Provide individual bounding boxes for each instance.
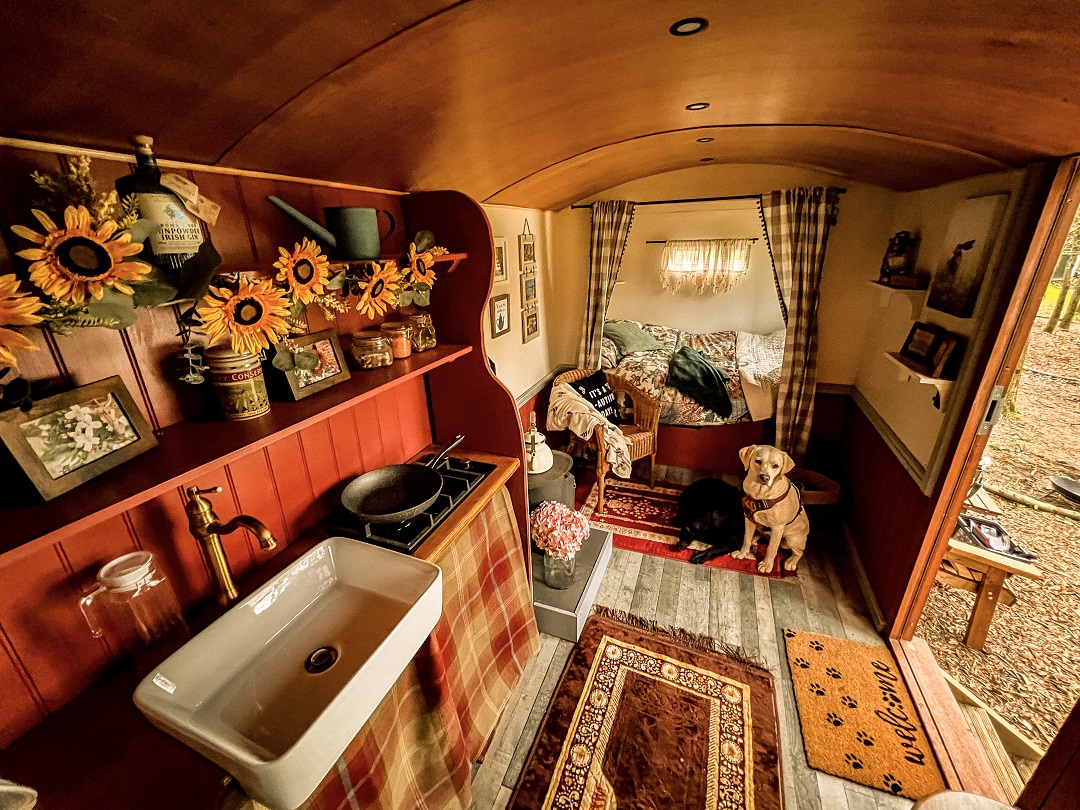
[600,320,784,427]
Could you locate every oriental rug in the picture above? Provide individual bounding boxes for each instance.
[509,610,782,810]
[783,629,946,800]
[579,479,796,578]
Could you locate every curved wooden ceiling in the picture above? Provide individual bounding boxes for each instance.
[2,0,1079,210]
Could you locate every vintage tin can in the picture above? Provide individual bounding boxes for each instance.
[204,346,271,420]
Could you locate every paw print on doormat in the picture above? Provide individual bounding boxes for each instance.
[825,667,842,679]
[841,695,858,709]
[810,682,826,696]
[809,639,824,651]
[882,691,903,709]
[825,712,844,727]
[844,753,864,770]
[783,628,797,638]
[855,731,874,746]
[882,774,903,795]
[793,657,810,669]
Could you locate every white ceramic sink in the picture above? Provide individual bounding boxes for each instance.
[134,537,442,810]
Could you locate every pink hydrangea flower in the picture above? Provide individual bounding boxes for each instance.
[530,501,589,560]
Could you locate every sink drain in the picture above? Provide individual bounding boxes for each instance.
[304,646,339,674]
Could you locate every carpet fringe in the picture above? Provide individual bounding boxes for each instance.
[590,606,769,672]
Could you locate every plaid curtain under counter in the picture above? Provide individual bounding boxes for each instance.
[300,487,540,810]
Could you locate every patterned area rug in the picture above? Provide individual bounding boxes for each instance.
[510,610,782,810]
[579,479,796,578]
[784,629,947,800]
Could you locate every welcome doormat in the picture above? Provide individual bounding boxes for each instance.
[509,609,782,809]
[783,629,947,800]
[579,479,795,578]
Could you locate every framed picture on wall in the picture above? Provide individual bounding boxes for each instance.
[520,273,538,305]
[493,237,509,284]
[271,329,350,400]
[522,306,540,344]
[490,293,511,338]
[926,193,1010,319]
[0,376,158,500]
[519,232,536,269]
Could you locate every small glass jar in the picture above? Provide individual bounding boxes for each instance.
[543,552,576,589]
[379,322,413,359]
[204,346,270,420]
[405,312,437,352]
[350,332,394,369]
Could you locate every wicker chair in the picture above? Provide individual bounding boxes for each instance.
[552,368,661,513]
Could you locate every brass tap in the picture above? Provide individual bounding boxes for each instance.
[184,486,278,606]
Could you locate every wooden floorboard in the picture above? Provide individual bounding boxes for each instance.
[472,543,914,810]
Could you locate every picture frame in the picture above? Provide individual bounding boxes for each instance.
[522,306,540,344]
[493,237,509,284]
[490,293,511,338]
[272,329,350,400]
[520,273,538,305]
[899,321,948,374]
[926,193,1010,318]
[519,233,536,269]
[0,376,158,501]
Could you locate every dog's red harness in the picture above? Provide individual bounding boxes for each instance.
[742,483,804,525]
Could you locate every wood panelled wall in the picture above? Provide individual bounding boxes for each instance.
[0,145,428,747]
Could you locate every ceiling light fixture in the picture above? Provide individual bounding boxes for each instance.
[696,137,714,142]
[670,17,709,36]
[686,102,710,111]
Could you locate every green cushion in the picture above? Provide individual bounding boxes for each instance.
[603,321,662,355]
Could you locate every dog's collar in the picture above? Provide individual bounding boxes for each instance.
[743,483,804,524]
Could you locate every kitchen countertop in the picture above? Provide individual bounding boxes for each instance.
[0,448,519,809]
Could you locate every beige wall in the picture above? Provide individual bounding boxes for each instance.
[853,170,1027,465]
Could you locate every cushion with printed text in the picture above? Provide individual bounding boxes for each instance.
[570,370,620,424]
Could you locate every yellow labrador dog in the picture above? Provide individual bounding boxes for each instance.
[730,444,809,573]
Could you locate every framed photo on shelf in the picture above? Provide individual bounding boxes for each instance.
[272,329,350,400]
[899,321,947,374]
[0,376,158,501]
[520,273,538,305]
[519,232,536,269]
[493,237,509,284]
[490,293,511,338]
[522,306,540,344]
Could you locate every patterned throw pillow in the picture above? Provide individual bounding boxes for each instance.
[570,370,620,424]
[600,338,619,369]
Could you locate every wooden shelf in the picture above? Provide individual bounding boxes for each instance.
[327,251,467,273]
[868,280,928,318]
[0,344,472,555]
[884,351,954,404]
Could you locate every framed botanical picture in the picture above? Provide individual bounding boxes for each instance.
[0,376,157,501]
[522,306,540,344]
[272,329,350,400]
[520,273,538,305]
[490,293,511,338]
[493,237,509,284]
[899,321,948,374]
[519,232,536,269]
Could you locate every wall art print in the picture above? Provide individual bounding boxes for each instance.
[926,193,1009,319]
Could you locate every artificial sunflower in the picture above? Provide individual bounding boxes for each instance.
[0,274,44,368]
[11,205,151,304]
[405,242,447,286]
[196,277,292,356]
[273,237,329,305]
[356,260,403,318]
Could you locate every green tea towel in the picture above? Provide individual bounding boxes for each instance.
[666,347,732,418]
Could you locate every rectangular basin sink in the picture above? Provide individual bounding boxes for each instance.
[134,537,442,810]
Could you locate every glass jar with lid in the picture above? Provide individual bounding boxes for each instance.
[405,312,437,352]
[350,331,393,369]
[379,322,413,359]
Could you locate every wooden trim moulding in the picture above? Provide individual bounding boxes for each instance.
[0,136,408,196]
[841,522,887,633]
[515,364,573,407]
[0,345,472,559]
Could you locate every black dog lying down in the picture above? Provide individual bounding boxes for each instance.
[672,478,744,565]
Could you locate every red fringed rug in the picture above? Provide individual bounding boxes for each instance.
[579,478,796,578]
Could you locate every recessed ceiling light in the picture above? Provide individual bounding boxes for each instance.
[696,137,714,142]
[686,102,710,111]
[670,17,709,36]
[700,157,715,162]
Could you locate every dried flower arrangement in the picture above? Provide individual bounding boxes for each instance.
[530,501,589,560]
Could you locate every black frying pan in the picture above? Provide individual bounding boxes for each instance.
[341,435,464,523]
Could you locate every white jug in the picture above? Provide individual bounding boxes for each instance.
[525,413,554,474]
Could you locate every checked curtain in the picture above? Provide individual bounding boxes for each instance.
[579,200,636,368]
[759,187,841,459]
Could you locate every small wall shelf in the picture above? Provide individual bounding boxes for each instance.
[884,351,954,406]
[0,344,473,555]
[868,280,928,319]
